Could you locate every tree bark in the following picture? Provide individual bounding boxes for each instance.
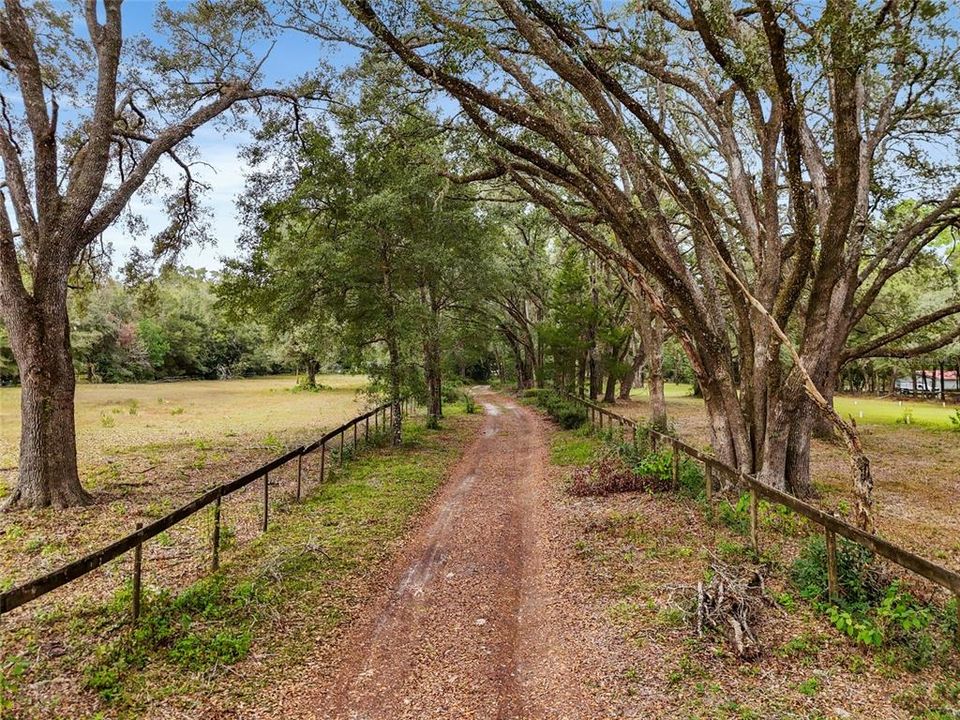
[638,304,667,430]
[381,245,402,446]
[3,290,92,509]
[423,337,442,427]
[618,341,644,400]
[304,358,318,389]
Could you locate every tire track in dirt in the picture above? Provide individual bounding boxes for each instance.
[266,389,606,719]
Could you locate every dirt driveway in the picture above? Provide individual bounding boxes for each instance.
[265,390,607,719]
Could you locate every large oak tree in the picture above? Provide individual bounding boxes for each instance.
[0,0,297,508]
[330,0,960,527]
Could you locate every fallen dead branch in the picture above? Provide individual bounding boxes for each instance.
[695,559,770,659]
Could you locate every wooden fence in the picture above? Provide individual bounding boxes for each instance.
[0,397,417,618]
[564,392,960,637]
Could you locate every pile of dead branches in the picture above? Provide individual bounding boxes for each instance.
[695,560,771,659]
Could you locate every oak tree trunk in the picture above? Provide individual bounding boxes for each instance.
[619,345,644,400]
[304,358,318,389]
[4,290,92,509]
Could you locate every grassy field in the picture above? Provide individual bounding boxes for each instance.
[0,375,377,589]
[621,385,960,568]
[0,405,482,719]
[630,382,960,430]
[0,374,369,474]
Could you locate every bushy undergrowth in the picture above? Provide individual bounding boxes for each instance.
[527,388,587,429]
[566,432,705,498]
[790,534,956,670]
[568,451,671,496]
[290,382,332,393]
[792,535,884,607]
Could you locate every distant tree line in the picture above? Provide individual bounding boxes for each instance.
[0,267,293,386]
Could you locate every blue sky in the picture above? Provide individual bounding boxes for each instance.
[103,1,356,272]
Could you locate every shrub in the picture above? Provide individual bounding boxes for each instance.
[463,392,477,414]
[950,408,960,432]
[291,381,332,393]
[633,450,673,483]
[791,534,883,607]
[442,383,463,403]
[531,390,587,429]
[567,452,669,496]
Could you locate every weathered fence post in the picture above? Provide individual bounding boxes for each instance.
[749,485,759,555]
[825,528,839,601]
[353,422,357,451]
[671,439,680,488]
[631,424,638,448]
[296,452,303,501]
[211,494,222,572]
[365,415,369,443]
[132,522,143,621]
[262,472,269,532]
[319,440,326,482]
[339,430,344,467]
[650,430,658,453]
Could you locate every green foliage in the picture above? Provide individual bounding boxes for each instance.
[791,535,881,607]
[64,267,284,384]
[950,408,960,431]
[796,676,820,696]
[463,392,477,414]
[220,95,501,420]
[717,493,751,535]
[790,535,952,670]
[633,450,673,482]
[168,629,252,671]
[550,432,600,466]
[530,389,587,429]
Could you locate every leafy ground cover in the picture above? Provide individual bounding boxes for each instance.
[0,400,480,719]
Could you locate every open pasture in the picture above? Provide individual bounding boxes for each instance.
[0,375,368,592]
[0,374,368,473]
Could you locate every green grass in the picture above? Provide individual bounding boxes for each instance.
[1,414,476,719]
[0,374,368,471]
[833,395,959,430]
[627,382,959,431]
[629,382,695,400]
[549,430,601,466]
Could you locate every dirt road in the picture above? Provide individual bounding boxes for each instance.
[269,390,606,719]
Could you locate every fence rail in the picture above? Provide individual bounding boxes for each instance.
[562,392,960,634]
[0,398,415,617]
